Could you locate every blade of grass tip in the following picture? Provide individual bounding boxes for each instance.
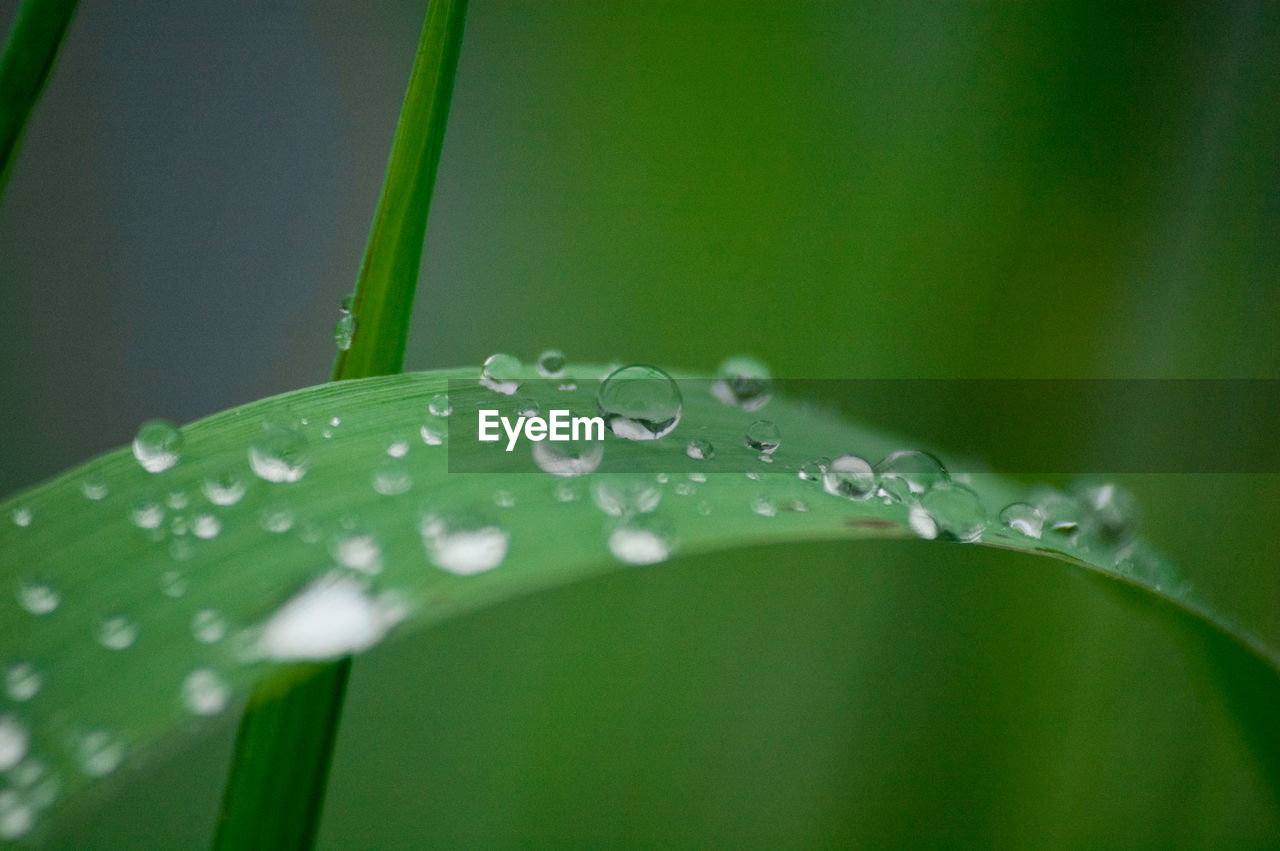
[0,0,79,199]
[215,1,469,847]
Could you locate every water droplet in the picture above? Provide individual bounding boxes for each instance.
[0,788,36,839]
[751,497,778,517]
[329,416,341,428]
[1034,491,1086,537]
[908,503,938,540]
[428,393,452,417]
[192,609,228,643]
[334,533,382,574]
[258,505,294,534]
[532,439,603,477]
[420,513,510,576]
[0,715,30,770]
[16,580,59,615]
[256,573,401,660]
[386,437,410,458]
[798,458,830,482]
[249,425,309,483]
[607,523,671,565]
[711,355,773,411]
[744,420,781,455]
[4,662,41,702]
[480,353,523,395]
[685,439,714,461]
[822,455,875,499]
[334,295,356,351]
[159,570,187,598]
[129,499,164,530]
[875,450,949,502]
[536,349,566,377]
[169,536,195,561]
[132,419,183,473]
[10,505,32,527]
[166,490,190,511]
[919,483,986,543]
[512,396,540,419]
[553,480,583,503]
[95,615,138,650]
[181,668,230,716]
[73,729,125,777]
[597,365,682,440]
[1074,481,1139,544]
[674,481,695,496]
[201,472,246,506]
[81,477,109,501]
[371,459,412,496]
[591,476,662,517]
[493,490,516,508]
[687,471,707,483]
[419,424,445,446]
[192,513,221,540]
[999,503,1044,539]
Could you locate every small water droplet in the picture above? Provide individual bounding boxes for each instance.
[201,472,246,506]
[334,295,356,351]
[334,533,382,573]
[480,353,523,395]
[95,615,138,650]
[132,420,183,473]
[536,349,566,377]
[81,477,109,501]
[0,788,36,839]
[687,472,707,483]
[16,580,59,615]
[329,416,342,428]
[1074,481,1139,545]
[4,662,41,702]
[166,490,190,511]
[674,481,695,496]
[822,455,875,499]
[249,425,309,483]
[159,570,187,598]
[371,459,412,495]
[512,396,540,418]
[746,470,763,481]
[419,423,445,446]
[493,490,516,508]
[10,505,33,528]
[592,476,662,517]
[685,439,714,461]
[192,513,221,540]
[999,503,1044,539]
[169,536,195,561]
[129,499,164,530]
[597,365,682,440]
[751,497,778,517]
[919,483,986,542]
[428,393,452,417]
[181,668,230,716]
[73,729,125,777]
[607,523,672,565]
[744,420,781,455]
[532,439,603,477]
[0,715,30,770]
[192,609,228,643]
[258,505,294,534]
[797,458,830,482]
[420,513,510,575]
[256,573,402,660]
[553,480,583,503]
[1034,491,1085,537]
[386,437,410,458]
[875,450,949,502]
[711,355,773,411]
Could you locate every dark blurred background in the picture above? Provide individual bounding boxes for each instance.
[2,1,1279,845]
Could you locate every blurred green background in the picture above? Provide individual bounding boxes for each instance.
[2,0,1278,845]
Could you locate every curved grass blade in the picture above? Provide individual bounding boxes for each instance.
[0,0,79,199]
[1,363,1276,841]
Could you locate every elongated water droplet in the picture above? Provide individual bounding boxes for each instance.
[0,715,30,770]
[96,615,138,650]
[532,439,603,477]
[480,353,523,395]
[419,513,510,576]
[685,439,714,460]
[74,729,125,777]
[711,355,773,411]
[592,476,662,517]
[536,349,566,377]
[822,455,875,499]
[334,295,356,351]
[16,580,59,615]
[875,450,949,502]
[249,425,309,483]
[919,483,986,543]
[597,365,682,440]
[181,668,230,716]
[428,393,452,417]
[744,420,781,455]
[256,573,401,660]
[201,472,246,506]
[4,663,41,702]
[999,503,1044,539]
[607,523,671,565]
[132,420,183,473]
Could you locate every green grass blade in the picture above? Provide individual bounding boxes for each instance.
[0,0,79,200]
[1,363,1277,841]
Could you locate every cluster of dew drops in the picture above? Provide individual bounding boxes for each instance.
[1,349,1171,840]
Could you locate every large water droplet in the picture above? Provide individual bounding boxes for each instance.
[16,580,59,615]
[919,483,986,543]
[480,353,523,395]
[607,523,672,565]
[744,420,781,455]
[181,668,230,716]
[256,573,401,660]
[249,425,309,483]
[532,439,603,477]
[597,365,682,440]
[685,439,714,461]
[536,349,566,377]
[999,503,1044,539]
[95,615,139,650]
[710,355,773,411]
[822,455,875,499]
[875,450,949,502]
[73,729,126,777]
[334,295,356,351]
[0,715,30,771]
[4,662,41,702]
[132,420,183,473]
[420,514,509,576]
[592,476,662,517]
[201,472,246,506]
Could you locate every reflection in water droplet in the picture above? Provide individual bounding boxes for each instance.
[10,506,33,527]
[192,609,229,644]
[74,729,126,777]
[908,504,938,540]
[822,455,875,499]
[608,523,671,565]
[685,439,714,461]
[919,483,986,543]
[4,663,41,702]
[81,478,109,501]
[132,420,183,473]
[532,439,603,477]
[875,450,949,502]
[711,355,773,411]
[17,580,59,615]
[592,476,661,517]
[597,365,682,440]
[201,472,246,506]
[744,420,781,455]
[0,715,30,770]
[249,426,309,483]
[999,503,1044,539]
[256,573,402,660]
[428,393,452,417]
[420,514,510,576]
[481,353,523,395]
[181,668,230,716]
[96,615,138,650]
